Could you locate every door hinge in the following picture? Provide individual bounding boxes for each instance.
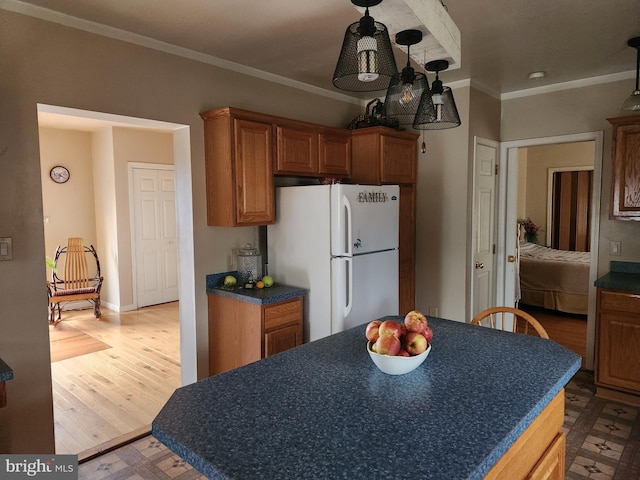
[495,164,499,175]
[493,244,496,254]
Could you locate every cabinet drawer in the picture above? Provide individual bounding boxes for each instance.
[600,290,640,313]
[264,297,302,331]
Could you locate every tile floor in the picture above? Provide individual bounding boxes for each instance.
[564,371,640,480]
[79,436,205,480]
[80,370,640,479]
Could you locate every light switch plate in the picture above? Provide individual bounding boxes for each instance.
[610,241,621,256]
[0,237,12,261]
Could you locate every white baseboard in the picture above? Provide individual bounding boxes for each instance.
[54,300,137,314]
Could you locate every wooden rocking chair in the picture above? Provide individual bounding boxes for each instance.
[47,237,103,324]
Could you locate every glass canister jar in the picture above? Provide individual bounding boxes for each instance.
[237,243,262,284]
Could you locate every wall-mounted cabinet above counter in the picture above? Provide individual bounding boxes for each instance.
[200,107,352,227]
[608,116,640,220]
[201,108,275,227]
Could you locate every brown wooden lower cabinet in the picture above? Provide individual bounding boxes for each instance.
[595,288,640,405]
[485,390,566,480]
[208,294,303,375]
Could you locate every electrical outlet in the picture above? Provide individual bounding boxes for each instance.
[428,307,438,317]
[610,241,621,256]
[0,237,13,261]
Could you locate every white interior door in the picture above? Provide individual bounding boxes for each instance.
[471,138,499,318]
[131,166,179,307]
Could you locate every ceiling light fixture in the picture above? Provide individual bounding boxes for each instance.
[528,71,546,80]
[413,59,461,130]
[333,0,398,92]
[383,29,430,126]
[622,36,640,111]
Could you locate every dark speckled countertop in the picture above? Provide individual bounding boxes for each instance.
[152,317,580,480]
[594,261,640,293]
[206,271,307,305]
[0,358,13,382]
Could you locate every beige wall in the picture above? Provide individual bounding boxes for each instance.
[501,82,640,274]
[40,128,98,269]
[519,141,595,245]
[415,86,501,322]
[0,10,360,454]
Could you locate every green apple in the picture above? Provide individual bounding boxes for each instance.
[223,275,237,287]
[262,275,274,287]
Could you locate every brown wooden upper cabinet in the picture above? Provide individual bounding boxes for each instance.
[608,115,640,220]
[350,127,418,185]
[201,107,275,227]
[275,123,351,178]
[201,107,352,226]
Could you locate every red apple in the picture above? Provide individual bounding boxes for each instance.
[404,310,428,333]
[399,323,408,337]
[405,332,428,356]
[374,334,401,356]
[422,326,433,344]
[378,319,403,338]
[365,320,382,342]
[396,349,410,357]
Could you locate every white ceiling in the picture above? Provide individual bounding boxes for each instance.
[12,0,640,105]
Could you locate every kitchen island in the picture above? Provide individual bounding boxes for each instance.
[153,317,580,479]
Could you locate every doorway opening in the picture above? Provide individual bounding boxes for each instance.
[38,104,196,455]
[498,132,603,370]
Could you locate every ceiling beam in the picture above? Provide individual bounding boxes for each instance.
[353,0,461,71]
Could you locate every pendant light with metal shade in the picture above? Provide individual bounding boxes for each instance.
[413,59,461,130]
[332,0,398,92]
[621,37,640,111]
[383,29,430,126]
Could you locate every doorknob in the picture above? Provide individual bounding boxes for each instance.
[475,262,484,269]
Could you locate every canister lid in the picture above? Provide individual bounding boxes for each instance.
[239,243,259,256]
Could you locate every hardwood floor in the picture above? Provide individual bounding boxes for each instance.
[519,304,588,366]
[49,302,180,456]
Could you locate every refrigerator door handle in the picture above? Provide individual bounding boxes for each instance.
[344,256,353,318]
[344,193,353,256]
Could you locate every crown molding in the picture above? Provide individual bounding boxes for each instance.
[501,70,636,101]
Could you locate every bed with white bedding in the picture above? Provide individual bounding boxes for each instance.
[518,242,590,315]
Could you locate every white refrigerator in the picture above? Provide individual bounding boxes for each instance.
[267,184,399,343]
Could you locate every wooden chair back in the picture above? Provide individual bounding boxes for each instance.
[471,306,549,339]
[63,237,92,290]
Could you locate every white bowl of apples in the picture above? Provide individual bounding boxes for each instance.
[365,311,433,376]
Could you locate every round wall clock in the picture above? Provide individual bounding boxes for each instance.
[50,165,70,184]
